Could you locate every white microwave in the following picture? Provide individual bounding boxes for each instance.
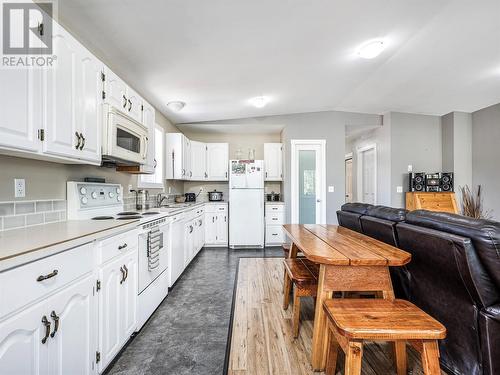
[102,105,148,165]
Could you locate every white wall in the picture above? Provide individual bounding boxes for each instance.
[472,102,500,220]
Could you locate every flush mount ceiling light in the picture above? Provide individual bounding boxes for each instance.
[249,96,271,108]
[167,101,186,112]
[357,39,385,59]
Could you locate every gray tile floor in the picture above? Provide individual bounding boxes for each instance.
[106,247,282,375]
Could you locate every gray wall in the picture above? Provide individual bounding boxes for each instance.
[389,112,442,207]
[0,110,183,201]
[472,102,500,220]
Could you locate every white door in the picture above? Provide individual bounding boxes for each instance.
[103,68,128,113]
[47,275,96,375]
[183,137,191,180]
[125,87,143,123]
[43,24,81,159]
[345,158,353,203]
[264,143,283,181]
[190,141,207,180]
[216,213,228,244]
[75,49,102,163]
[0,299,49,375]
[98,256,123,371]
[141,101,156,173]
[357,145,377,204]
[0,68,42,152]
[291,140,326,224]
[204,213,216,245]
[120,251,137,340]
[207,143,229,181]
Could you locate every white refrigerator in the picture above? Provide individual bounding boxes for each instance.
[229,160,265,248]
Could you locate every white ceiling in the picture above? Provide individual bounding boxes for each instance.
[58,0,500,124]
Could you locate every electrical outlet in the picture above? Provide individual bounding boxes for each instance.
[168,186,172,194]
[14,179,25,198]
[396,186,403,193]
[328,186,335,193]
[407,165,413,172]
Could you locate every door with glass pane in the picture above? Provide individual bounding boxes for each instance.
[291,140,326,224]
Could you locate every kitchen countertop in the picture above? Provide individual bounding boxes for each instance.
[0,219,138,272]
[0,201,227,272]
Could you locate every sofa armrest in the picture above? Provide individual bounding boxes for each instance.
[480,305,500,375]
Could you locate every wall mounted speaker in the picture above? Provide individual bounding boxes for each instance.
[440,172,454,192]
[409,172,426,192]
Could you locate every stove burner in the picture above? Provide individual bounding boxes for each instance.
[117,211,140,216]
[142,212,160,215]
[92,216,114,220]
[116,216,142,220]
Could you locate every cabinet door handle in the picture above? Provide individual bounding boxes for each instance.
[123,265,128,281]
[225,171,228,178]
[224,216,226,222]
[75,132,81,149]
[123,95,127,108]
[79,133,85,150]
[37,269,58,282]
[50,311,59,338]
[128,99,132,111]
[212,217,214,223]
[119,266,125,284]
[154,158,157,168]
[118,243,128,250]
[41,316,51,344]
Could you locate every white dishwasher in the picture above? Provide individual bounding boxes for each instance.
[169,212,186,286]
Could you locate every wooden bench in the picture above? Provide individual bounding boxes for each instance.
[282,243,291,257]
[283,258,319,338]
[323,299,446,375]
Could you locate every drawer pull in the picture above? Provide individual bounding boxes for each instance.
[272,233,278,236]
[50,311,59,338]
[41,316,51,344]
[272,218,278,220]
[37,270,58,282]
[118,243,128,250]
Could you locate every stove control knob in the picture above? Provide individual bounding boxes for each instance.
[81,197,88,205]
[109,192,115,198]
[116,188,120,194]
[91,192,97,199]
[80,187,87,195]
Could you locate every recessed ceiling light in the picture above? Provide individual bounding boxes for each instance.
[249,96,270,108]
[167,101,186,112]
[357,40,385,59]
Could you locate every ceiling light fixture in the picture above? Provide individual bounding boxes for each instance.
[249,96,270,108]
[357,39,385,59]
[167,101,186,112]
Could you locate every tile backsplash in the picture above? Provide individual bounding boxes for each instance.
[0,200,67,231]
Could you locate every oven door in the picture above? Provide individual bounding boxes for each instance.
[104,108,148,164]
[138,226,166,294]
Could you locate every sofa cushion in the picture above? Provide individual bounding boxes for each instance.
[336,210,363,233]
[366,205,408,222]
[406,210,500,290]
[340,202,373,215]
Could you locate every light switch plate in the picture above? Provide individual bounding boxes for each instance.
[14,178,25,198]
[396,186,403,193]
[328,186,335,193]
[407,165,413,172]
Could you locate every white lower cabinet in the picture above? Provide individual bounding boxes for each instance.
[97,249,137,373]
[265,203,285,246]
[0,274,96,375]
[204,204,228,246]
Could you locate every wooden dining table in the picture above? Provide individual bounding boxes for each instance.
[282,224,412,372]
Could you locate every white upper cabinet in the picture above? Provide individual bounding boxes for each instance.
[264,143,283,181]
[166,133,186,180]
[103,68,127,112]
[140,101,156,174]
[190,141,207,180]
[183,136,192,180]
[43,24,102,164]
[0,68,42,153]
[125,87,143,123]
[207,143,229,181]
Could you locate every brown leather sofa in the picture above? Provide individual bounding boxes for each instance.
[336,205,500,375]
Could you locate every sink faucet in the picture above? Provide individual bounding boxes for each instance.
[157,193,169,208]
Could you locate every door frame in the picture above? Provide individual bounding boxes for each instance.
[290,139,326,224]
[356,143,377,205]
[345,153,353,203]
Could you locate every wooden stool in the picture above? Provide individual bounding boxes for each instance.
[283,258,319,338]
[282,243,291,257]
[323,299,446,375]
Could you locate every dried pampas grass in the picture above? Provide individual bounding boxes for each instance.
[460,185,491,219]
